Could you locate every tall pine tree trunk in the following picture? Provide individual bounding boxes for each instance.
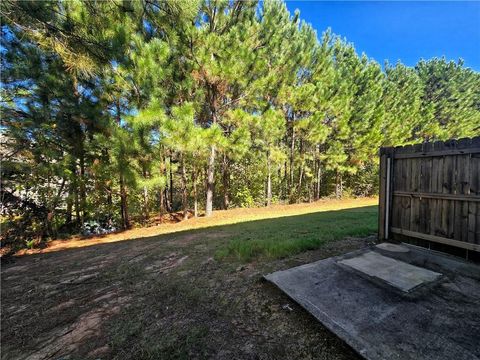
[169,157,174,209]
[120,173,129,229]
[205,145,215,217]
[180,154,188,220]
[74,181,80,226]
[315,159,322,200]
[164,155,172,212]
[289,120,295,192]
[65,175,74,226]
[159,154,166,216]
[65,195,73,225]
[115,99,129,228]
[159,188,165,219]
[308,178,313,203]
[143,169,149,223]
[297,164,304,203]
[79,151,87,225]
[266,151,272,206]
[192,165,198,217]
[205,104,218,217]
[335,170,343,199]
[205,87,219,217]
[143,186,149,222]
[165,188,171,212]
[106,185,113,217]
[222,153,230,209]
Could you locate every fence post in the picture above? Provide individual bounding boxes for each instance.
[378,147,392,241]
[378,150,387,240]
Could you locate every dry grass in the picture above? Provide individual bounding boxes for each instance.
[16,197,378,256]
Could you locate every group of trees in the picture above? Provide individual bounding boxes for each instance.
[1,0,479,245]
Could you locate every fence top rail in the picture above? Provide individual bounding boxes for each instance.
[379,136,480,158]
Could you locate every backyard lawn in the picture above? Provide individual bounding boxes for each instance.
[2,198,378,360]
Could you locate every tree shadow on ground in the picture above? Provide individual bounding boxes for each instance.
[1,206,377,360]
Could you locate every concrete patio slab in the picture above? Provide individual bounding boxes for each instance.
[375,242,410,252]
[265,243,480,360]
[339,251,442,292]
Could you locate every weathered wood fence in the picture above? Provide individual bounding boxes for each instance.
[379,136,480,257]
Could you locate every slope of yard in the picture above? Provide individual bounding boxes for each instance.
[17,197,378,256]
[2,198,378,360]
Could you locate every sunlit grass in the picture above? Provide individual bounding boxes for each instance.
[215,205,378,261]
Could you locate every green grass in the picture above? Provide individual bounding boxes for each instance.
[215,205,378,262]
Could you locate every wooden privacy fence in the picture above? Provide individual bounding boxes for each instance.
[378,136,480,256]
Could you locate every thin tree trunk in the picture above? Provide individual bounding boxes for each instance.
[79,152,86,225]
[159,154,166,216]
[308,178,313,203]
[192,165,198,217]
[222,153,229,209]
[335,170,343,199]
[308,159,314,203]
[120,173,129,229]
[65,198,73,225]
[180,154,188,220]
[106,186,113,214]
[169,156,173,209]
[205,88,218,217]
[165,188,171,212]
[74,173,80,226]
[340,175,343,198]
[289,119,295,190]
[165,155,172,212]
[266,151,272,206]
[159,188,165,218]
[315,160,322,200]
[65,180,74,225]
[142,168,149,223]
[143,185,148,222]
[205,145,215,217]
[297,164,304,203]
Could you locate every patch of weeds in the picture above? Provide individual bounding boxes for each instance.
[104,261,147,285]
[108,315,144,352]
[158,278,208,305]
[151,325,211,360]
[109,318,211,360]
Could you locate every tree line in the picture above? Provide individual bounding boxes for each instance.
[1,0,479,246]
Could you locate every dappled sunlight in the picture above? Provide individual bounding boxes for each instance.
[15,197,377,256]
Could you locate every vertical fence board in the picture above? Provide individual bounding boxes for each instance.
[472,138,480,244]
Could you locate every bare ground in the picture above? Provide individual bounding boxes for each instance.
[2,202,378,360]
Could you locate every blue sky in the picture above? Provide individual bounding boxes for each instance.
[285,1,480,70]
